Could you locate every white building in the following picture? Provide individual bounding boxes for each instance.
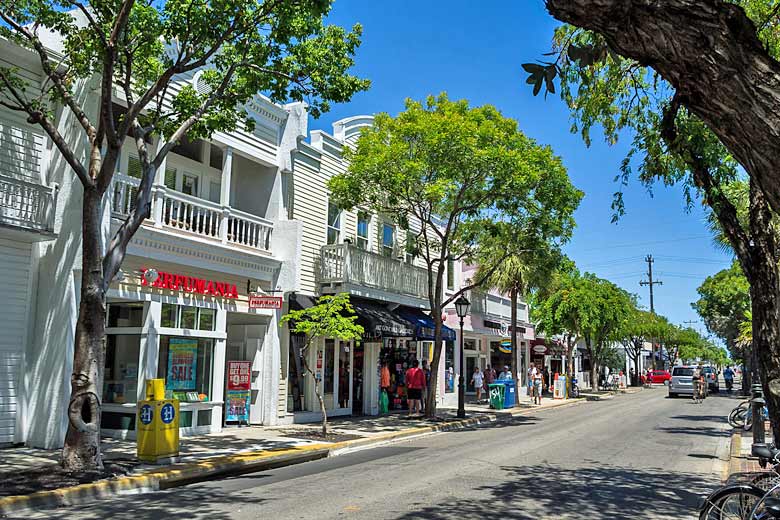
[0,33,306,448]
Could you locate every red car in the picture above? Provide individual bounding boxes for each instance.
[646,370,672,384]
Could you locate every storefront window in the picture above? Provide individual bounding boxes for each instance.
[323,339,335,394]
[464,338,478,350]
[199,308,216,331]
[338,341,350,408]
[491,340,513,376]
[107,303,144,328]
[158,336,214,401]
[445,341,455,393]
[161,303,177,327]
[180,306,197,329]
[103,335,141,403]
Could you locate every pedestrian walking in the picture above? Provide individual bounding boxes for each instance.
[527,362,537,401]
[471,366,484,402]
[484,364,496,394]
[724,365,735,393]
[405,359,425,417]
[532,364,543,405]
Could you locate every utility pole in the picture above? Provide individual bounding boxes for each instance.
[640,255,663,369]
[640,255,663,314]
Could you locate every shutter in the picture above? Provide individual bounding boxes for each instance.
[127,156,142,178]
[164,167,177,190]
[0,238,32,444]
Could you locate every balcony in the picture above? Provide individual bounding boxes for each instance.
[0,174,57,236]
[470,290,527,320]
[320,243,429,302]
[111,173,273,253]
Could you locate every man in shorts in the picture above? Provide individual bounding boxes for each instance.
[405,360,425,417]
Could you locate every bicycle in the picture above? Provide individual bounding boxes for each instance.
[569,377,580,399]
[730,401,752,428]
[693,379,705,404]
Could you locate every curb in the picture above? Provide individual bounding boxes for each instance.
[725,428,742,482]
[0,397,589,515]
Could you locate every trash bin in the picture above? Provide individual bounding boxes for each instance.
[489,383,505,410]
[499,379,517,408]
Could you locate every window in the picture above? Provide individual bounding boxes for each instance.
[327,202,341,245]
[447,257,455,290]
[338,341,350,408]
[208,180,221,204]
[405,231,416,263]
[357,212,370,250]
[464,339,478,351]
[382,223,395,257]
[324,339,335,394]
[182,173,199,196]
[158,337,215,401]
[160,304,216,331]
[128,155,176,190]
[107,303,144,328]
[672,367,694,377]
[103,335,141,404]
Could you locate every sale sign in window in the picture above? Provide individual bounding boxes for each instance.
[167,338,198,390]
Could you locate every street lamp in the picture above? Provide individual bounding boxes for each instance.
[455,295,471,419]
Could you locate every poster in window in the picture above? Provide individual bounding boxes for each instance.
[167,338,198,390]
[227,361,252,391]
[226,390,250,422]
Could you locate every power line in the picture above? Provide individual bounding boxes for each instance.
[578,235,712,252]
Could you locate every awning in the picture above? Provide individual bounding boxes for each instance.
[351,300,415,338]
[398,308,456,342]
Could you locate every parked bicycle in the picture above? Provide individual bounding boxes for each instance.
[730,401,752,429]
[569,377,580,399]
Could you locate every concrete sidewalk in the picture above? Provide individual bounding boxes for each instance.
[0,395,591,514]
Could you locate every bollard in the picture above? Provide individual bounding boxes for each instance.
[752,383,766,446]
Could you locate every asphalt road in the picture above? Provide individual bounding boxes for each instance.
[22,389,736,520]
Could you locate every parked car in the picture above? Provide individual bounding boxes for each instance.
[669,366,695,398]
[648,370,672,384]
[701,366,719,393]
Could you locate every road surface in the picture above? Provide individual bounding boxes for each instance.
[21,389,736,520]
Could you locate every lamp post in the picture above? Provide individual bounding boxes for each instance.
[455,295,471,419]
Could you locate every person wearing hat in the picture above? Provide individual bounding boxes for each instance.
[499,365,513,380]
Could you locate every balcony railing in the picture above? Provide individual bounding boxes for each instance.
[320,243,429,301]
[0,174,57,234]
[470,290,526,319]
[111,173,273,253]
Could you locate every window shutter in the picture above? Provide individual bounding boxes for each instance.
[164,167,177,190]
[127,156,142,179]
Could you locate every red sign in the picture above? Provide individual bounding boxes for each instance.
[141,269,239,299]
[227,361,252,391]
[249,295,283,309]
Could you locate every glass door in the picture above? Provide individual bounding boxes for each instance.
[466,355,477,394]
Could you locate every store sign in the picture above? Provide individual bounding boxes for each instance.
[498,339,512,354]
[227,361,252,391]
[141,268,239,299]
[226,390,250,422]
[167,338,198,390]
[533,344,548,355]
[249,295,283,309]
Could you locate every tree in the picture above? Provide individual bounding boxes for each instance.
[328,94,582,416]
[616,309,665,386]
[541,0,780,215]
[281,293,363,436]
[1,0,369,471]
[692,261,751,359]
[534,271,633,389]
[525,0,780,441]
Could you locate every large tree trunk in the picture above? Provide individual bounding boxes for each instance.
[746,182,780,442]
[546,0,780,215]
[510,286,518,381]
[62,189,106,471]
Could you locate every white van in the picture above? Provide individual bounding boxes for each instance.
[668,366,695,398]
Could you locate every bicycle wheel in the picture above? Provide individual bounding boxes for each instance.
[731,408,750,428]
[751,472,780,492]
[699,484,765,520]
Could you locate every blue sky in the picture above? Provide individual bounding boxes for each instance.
[315,0,733,334]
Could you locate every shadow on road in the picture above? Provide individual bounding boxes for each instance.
[397,463,712,519]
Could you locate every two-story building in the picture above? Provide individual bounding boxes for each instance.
[443,265,535,401]
[0,30,306,448]
[281,115,458,422]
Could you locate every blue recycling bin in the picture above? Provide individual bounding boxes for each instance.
[497,379,517,408]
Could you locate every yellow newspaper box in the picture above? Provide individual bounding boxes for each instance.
[137,379,179,463]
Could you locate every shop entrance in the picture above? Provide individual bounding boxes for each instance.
[226,313,268,425]
[465,354,486,393]
[380,337,416,411]
[490,340,513,377]
[352,344,364,415]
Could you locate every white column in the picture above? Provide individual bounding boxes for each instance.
[219,147,233,244]
[138,300,161,401]
[211,307,227,433]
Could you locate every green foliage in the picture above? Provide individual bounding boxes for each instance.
[328,93,583,277]
[0,0,370,143]
[533,270,634,368]
[280,293,364,347]
[692,260,751,354]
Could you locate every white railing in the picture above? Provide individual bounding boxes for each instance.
[321,243,429,300]
[0,174,57,233]
[110,175,273,253]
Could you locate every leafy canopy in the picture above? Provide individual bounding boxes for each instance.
[328,93,583,284]
[281,293,364,345]
[692,260,751,353]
